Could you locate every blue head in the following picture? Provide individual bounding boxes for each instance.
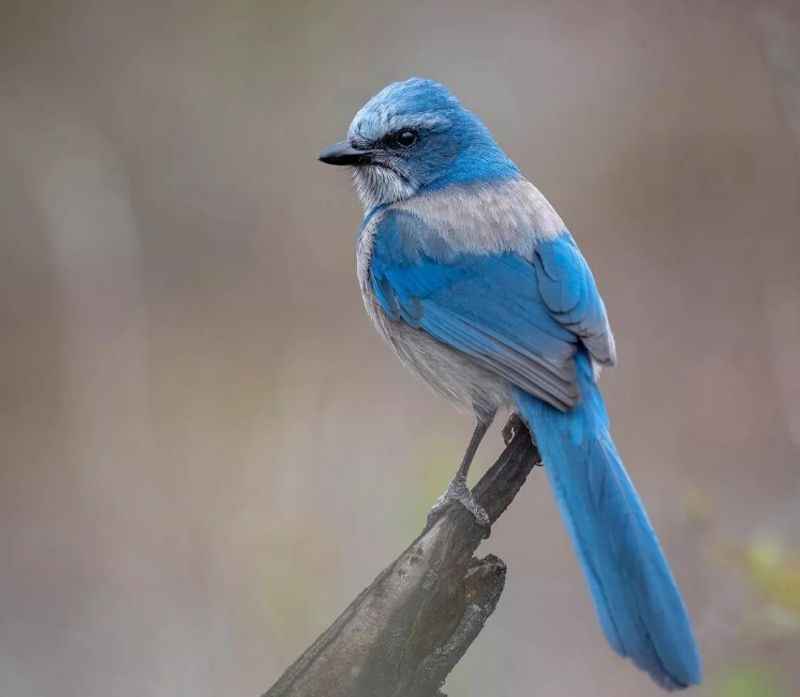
[319,78,519,212]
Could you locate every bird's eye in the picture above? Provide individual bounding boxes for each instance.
[393,130,418,148]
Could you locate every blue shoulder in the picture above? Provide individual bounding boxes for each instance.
[370,210,472,323]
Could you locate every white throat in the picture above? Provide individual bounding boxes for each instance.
[353,165,417,213]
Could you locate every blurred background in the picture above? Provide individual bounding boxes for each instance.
[2,1,799,695]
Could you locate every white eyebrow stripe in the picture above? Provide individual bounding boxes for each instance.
[385,112,451,131]
[349,109,452,140]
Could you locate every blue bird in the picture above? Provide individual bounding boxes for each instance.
[319,78,702,689]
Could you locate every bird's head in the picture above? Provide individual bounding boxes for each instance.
[319,78,519,212]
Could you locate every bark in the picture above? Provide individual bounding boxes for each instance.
[263,416,540,697]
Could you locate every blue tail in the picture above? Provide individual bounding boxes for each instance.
[513,353,702,690]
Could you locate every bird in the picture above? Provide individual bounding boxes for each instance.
[318,77,702,690]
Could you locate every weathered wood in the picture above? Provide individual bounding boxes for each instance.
[263,416,540,697]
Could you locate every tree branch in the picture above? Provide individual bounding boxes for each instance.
[263,416,541,697]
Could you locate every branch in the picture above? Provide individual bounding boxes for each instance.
[263,416,541,697]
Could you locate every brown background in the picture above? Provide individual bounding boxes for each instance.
[2,1,799,695]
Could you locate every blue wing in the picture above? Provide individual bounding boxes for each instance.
[369,209,615,410]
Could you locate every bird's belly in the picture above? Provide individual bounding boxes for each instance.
[372,302,512,418]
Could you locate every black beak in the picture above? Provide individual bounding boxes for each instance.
[318,141,374,166]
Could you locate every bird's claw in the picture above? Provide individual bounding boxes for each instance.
[426,476,490,529]
[502,412,525,445]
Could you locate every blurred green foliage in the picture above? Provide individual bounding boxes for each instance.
[745,536,800,621]
[714,667,786,697]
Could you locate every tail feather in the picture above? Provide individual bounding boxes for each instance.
[513,353,702,690]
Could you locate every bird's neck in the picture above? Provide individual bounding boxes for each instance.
[425,144,520,194]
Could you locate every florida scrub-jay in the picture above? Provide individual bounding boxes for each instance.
[318,78,701,690]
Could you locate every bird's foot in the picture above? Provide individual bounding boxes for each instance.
[502,412,525,445]
[426,475,490,529]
